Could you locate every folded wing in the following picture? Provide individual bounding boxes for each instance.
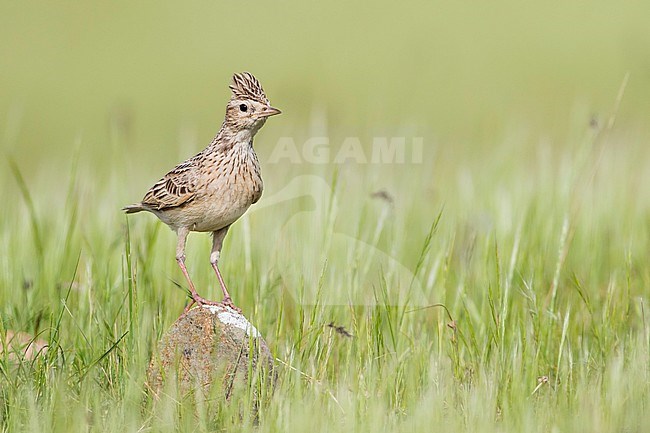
[141,158,198,210]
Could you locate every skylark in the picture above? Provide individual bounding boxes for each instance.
[123,72,281,310]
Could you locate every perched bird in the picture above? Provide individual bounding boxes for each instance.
[123,72,281,310]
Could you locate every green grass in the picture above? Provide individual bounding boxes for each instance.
[1,1,650,431]
[1,86,649,432]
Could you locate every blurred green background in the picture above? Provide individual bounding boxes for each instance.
[1,0,649,177]
[1,0,649,286]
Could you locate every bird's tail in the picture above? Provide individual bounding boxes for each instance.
[122,203,145,214]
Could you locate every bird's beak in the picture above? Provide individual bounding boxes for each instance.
[258,106,282,117]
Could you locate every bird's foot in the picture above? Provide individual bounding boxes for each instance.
[219,297,242,314]
[184,293,220,313]
[182,292,241,315]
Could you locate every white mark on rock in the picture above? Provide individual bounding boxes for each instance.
[203,305,261,338]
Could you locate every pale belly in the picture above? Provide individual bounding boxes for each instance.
[154,170,262,233]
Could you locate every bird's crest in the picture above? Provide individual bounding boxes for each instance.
[229,72,270,105]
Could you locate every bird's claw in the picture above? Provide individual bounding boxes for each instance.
[184,294,218,313]
[183,295,241,315]
[219,297,242,314]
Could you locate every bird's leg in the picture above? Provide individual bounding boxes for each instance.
[210,227,240,311]
[176,227,218,312]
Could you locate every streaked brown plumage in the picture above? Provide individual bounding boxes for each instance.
[123,72,281,311]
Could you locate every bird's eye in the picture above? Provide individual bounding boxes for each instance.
[239,104,248,112]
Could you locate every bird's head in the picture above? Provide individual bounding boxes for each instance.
[224,72,281,135]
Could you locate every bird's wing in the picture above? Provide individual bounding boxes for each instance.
[141,157,199,210]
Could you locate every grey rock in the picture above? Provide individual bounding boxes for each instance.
[147,305,275,407]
